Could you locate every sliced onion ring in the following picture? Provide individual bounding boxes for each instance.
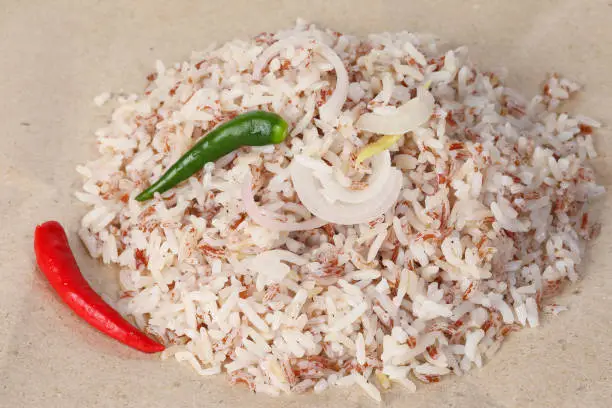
[290,155,403,225]
[253,36,348,123]
[241,170,327,232]
[356,87,435,134]
[313,151,391,204]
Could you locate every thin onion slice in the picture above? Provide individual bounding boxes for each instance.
[290,157,403,225]
[315,43,349,123]
[356,88,435,134]
[253,36,348,123]
[241,171,327,231]
[312,151,392,204]
[252,36,310,80]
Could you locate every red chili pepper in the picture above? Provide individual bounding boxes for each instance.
[34,221,165,353]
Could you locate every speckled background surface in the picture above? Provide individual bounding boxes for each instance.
[1,1,611,406]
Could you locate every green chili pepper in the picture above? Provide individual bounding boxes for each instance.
[136,111,288,201]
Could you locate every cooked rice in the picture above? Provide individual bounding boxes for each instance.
[78,19,603,400]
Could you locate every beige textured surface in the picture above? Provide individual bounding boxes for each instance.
[1,0,611,406]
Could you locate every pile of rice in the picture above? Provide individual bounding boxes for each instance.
[77,20,603,401]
